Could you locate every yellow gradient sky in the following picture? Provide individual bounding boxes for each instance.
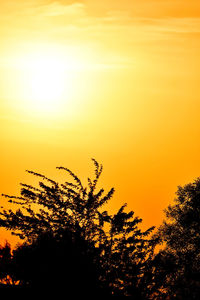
[1,0,200,244]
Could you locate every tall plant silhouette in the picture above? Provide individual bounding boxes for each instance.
[0,159,155,296]
[153,178,200,299]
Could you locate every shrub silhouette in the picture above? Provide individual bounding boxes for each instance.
[153,178,200,299]
[0,159,155,296]
[0,242,14,285]
[11,229,104,295]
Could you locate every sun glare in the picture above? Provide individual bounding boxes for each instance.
[4,44,99,120]
[10,44,95,117]
[28,57,65,112]
[21,50,69,114]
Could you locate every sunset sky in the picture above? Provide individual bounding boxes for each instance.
[1,0,200,244]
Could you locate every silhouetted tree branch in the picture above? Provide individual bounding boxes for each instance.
[0,159,155,296]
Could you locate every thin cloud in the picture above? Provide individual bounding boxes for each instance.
[38,2,85,17]
[1,1,200,71]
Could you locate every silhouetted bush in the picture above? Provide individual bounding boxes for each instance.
[153,178,200,299]
[12,229,105,295]
[0,159,155,296]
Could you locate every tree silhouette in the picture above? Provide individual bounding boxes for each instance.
[11,229,104,294]
[0,159,155,296]
[153,178,200,299]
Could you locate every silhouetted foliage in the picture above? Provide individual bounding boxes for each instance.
[153,178,200,299]
[0,242,13,285]
[0,159,155,296]
[12,229,104,295]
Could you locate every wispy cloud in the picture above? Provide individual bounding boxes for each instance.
[1,1,200,71]
[34,2,200,37]
[38,2,85,17]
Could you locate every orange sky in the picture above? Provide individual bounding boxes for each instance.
[1,0,200,245]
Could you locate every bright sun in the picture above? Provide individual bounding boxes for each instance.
[28,56,65,109]
[22,50,68,114]
[6,44,96,118]
[14,45,89,116]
